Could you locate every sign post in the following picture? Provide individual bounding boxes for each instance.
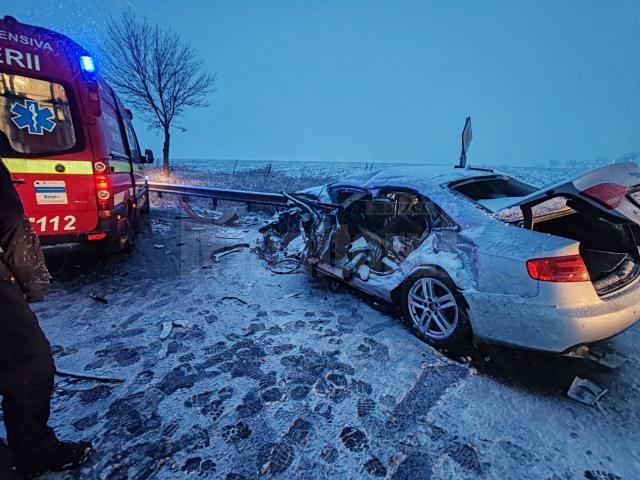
[458,116,472,168]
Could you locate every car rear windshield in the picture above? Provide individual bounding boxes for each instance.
[450,175,538,200]
[0,72,77,156]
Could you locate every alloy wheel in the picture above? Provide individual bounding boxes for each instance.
[407,277,459,340]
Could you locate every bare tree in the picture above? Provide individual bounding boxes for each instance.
[101,11,215,176]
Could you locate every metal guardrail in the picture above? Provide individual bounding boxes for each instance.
[148,182,289,207]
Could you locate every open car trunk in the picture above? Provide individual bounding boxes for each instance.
[482,162,640,296]
[530,204,640,295]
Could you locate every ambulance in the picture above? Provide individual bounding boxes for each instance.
[0,15,154,251]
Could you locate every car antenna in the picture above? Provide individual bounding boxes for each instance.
[456,116,472,168]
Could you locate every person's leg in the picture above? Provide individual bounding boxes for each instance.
[0,282,92,477]
[0,282,58,465]
[0,438,24,479]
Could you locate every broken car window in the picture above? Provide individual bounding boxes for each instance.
[451,176,539,201]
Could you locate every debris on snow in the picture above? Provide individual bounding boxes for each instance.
[215,206,242,226]
[160,320,194,340]
[160,321,173,339]
[88,293,108,304]
[185,226,206,232]
[588,343,627,369]
[154,244,165,249]
[178,196,245,225]
[270,258,302,275]
[178,197,212,224]
[567,377,608,406]
[283,291,303,299]
[55,368,124,384]
[220,296,248,305]
[173,319,194,329]
[216,234,244,240]
[211,243,250,262]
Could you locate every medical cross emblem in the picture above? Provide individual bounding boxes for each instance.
[10,100,56,135]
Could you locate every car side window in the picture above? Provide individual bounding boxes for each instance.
[427,199,457,230]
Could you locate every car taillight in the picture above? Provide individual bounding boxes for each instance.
[581,183,628,209]
[526,255,590,282]
[94,170,111,210]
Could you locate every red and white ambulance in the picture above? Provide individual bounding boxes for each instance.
[0,15,154,251]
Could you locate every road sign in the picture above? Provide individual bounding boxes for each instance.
[458,116,472,168]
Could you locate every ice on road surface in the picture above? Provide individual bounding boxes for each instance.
[5,204,638,480]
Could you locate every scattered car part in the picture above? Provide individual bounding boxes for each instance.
[88,293,108,304]
[587,343,627,369]
[216,234,244,240]
[160,321,173,339]
[210,243,250,262]
[221,296,248,305]
[283,291,303,299]
[567,377,608,406]
[173,320,193,329]
[215,206,242,226]
[178,196,207,222]
[270,258,302,275]
[179,196,243,226]
[55,369,124,384]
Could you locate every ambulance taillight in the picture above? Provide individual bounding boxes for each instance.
[94,162,112,210]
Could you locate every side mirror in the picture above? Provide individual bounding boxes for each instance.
[144,149,155,164]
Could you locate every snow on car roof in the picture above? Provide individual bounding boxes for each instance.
[331,164,496,193]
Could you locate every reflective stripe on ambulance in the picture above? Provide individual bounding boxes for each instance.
[109,160,132,173]
[3,158,133,207]
[2,158,93,175]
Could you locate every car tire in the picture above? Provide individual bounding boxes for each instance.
[141,190,151,215]
[400,268,471,351]
[111,207,135,253]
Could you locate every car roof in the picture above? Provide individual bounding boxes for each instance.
[331,164,498,193]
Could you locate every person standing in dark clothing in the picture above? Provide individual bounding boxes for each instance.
[0,158,92,479]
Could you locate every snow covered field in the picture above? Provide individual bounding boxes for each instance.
[148,158,587,193]
[7,189,638,479]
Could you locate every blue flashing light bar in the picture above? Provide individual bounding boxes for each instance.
[79,55,95,73]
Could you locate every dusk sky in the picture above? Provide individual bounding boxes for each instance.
[14,1,640,166]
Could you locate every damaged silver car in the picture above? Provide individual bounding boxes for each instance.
[260,162,640,353]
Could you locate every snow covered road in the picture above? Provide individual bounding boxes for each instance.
[10,206,639,479]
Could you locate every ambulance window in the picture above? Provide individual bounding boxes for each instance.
[98,81,128,156]
[123,119,141,163]
[0,73,77,156]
